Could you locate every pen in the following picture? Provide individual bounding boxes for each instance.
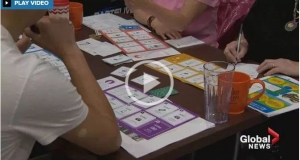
[236,24,243,64]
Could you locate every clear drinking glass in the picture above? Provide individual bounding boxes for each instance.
[204,61,235,124]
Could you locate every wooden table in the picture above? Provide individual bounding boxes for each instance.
[74,16,267,160]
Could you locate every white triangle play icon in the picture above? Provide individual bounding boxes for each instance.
[143,73,160,93]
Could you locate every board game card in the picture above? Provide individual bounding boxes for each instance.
[97,76,124,90]
[131,74,159,85]
[131,34,153,40]
[123,46,146,53]
[161,109,195,126]
[122,111,156,128]
[185,75,204,84]
[190,64,205,72]
[173,69,198,79]
[106,32,128,38]
[139,39,161,45]
[114,104,141,119]
[101,28,122,34]
[127,30,149,36]
[178,59,204,67]
[105,94,125,109]
[111,66,136,78]
[111,36,134,43]
[159,64,184,73]
[117,42,140,48]
[146,60,173,69]
[146,101,179,118]
[144,43,167,50]
[132,95,162,109]
[103,54,132,65]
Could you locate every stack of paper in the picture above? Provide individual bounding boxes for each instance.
[165,36,204,48]
[76,38,121,57]
[248,75,299,117]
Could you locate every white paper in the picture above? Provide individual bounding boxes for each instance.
[83,13,129,31]
[234,63,259,79]
[165,36,204,48]
[111,66,137,78]
[77,38,121,57]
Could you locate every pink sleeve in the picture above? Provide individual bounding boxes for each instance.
[197,0,219,7]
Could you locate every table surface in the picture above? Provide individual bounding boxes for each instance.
[74,15,267,160]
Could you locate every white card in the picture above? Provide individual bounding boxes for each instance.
[106,32,128,38]
[138,39,161,45]
[106,85,128,97]
[111,36,133,43]
[161,109,195,126]
[127,30,148,36]
[101,28,122,34]
[117,42,140,48]
[123,46,146,53]
[132,95,162,109]
[178,59,203,67]
[105,94,124,109]
[97,76,124,90]
[159,64,184,73]
[191,64,205,72]
[122,111,156,128]
[147,60,173,69]
[173,69,198,79]
[185,75,204,84]
[132,34,153,40]
[114,104,141,119]
[118,90,148,104]
[26,44,43,53]
[103,54,132,65]
[111,66,136,77]
[144,43,167,50]
[146,101,179,118]
[131,74,159,85]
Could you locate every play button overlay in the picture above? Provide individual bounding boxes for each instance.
[125,60,174,107]
[143,73,160,93]
[3,0,11,7]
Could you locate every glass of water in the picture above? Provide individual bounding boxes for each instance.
[203,61,235,124]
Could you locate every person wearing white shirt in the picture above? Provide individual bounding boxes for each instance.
[1,10,121,160]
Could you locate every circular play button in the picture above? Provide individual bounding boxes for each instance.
[125,60,174,107]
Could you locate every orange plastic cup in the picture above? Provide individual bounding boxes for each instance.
[69,2,83,30]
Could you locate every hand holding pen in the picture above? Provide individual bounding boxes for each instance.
[224,24,248,63]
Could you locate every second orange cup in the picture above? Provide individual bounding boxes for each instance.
[69,2,83,30]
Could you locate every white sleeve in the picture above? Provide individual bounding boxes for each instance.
[12,61,89,146]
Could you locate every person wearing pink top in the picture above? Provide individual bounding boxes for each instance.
[125,0,219,47]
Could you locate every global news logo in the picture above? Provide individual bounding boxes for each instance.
[240,128,279,149]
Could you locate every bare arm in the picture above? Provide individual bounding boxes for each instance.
[142,0,208,31]
[61,46,121,155]
[132,9,151,26]
[25,17,121,155]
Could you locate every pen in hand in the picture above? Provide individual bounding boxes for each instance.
[236,24,243,64]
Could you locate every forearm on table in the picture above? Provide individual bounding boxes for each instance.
[145,2,207,31]
[133,9,151,25]
[61,47,116,120]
